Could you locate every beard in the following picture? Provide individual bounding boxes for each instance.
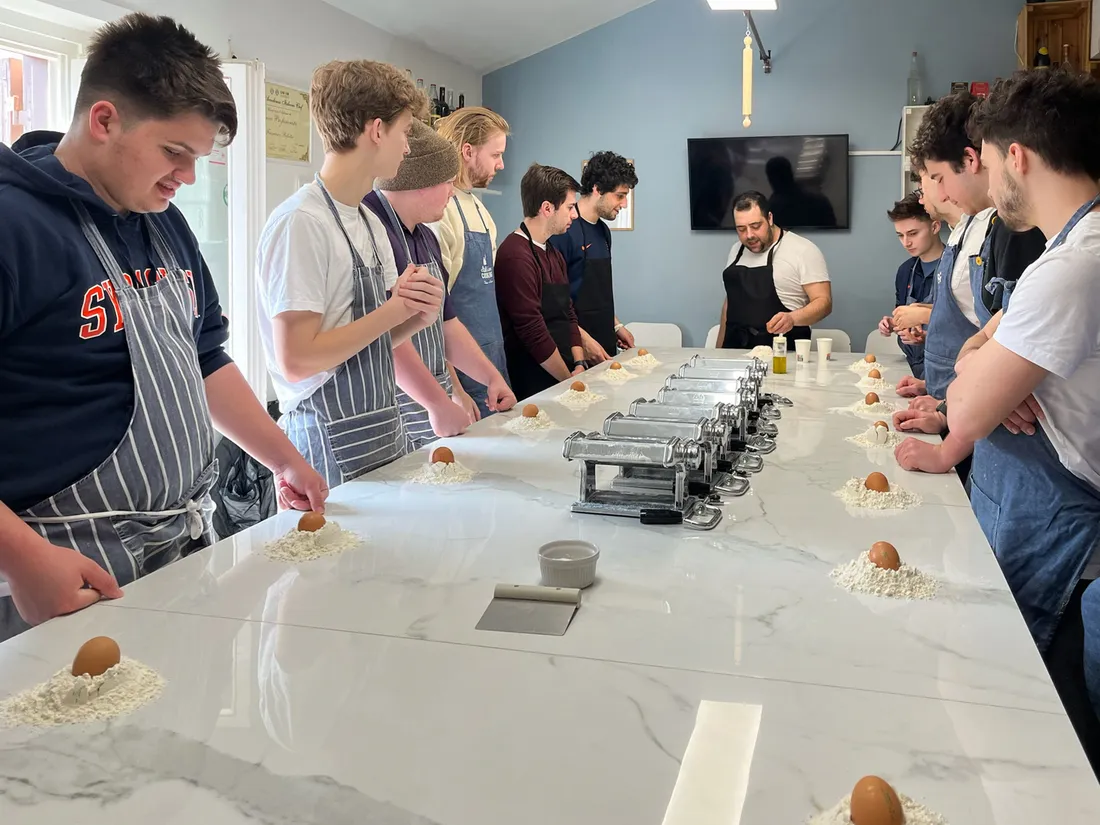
[996,169,1030,231]
[469,166,494,189]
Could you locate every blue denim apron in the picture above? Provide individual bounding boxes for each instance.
[971,215,1015,325]
[1084,578,1100,716]
[447,195,509,418]
[924,215,991,399]
[897,258,927,378]
[970,195,1100,656]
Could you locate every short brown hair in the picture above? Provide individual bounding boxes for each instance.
[887,192,931,223]
[76,13,237,143]
[520,163,580,218]
[436,107,510,188]
[310,60,428,153]
[968,69,1100,180]
[908,92,979,172]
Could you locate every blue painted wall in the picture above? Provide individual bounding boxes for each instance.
[482,0,1022,346]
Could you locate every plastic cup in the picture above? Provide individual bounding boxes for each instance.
[795,339,812,363]
[817,337,833,361]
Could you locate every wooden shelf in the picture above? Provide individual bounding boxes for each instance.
[1016,0,1092,71]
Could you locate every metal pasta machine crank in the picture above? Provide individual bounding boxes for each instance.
[601,412,751,497]
[562,432,723,530]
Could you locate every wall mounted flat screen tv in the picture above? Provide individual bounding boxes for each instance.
[687,134,850,231]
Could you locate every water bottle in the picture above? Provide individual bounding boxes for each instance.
[907,52,923,105]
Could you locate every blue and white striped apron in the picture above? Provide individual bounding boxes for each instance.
[1,202,219,641]
[373,189,452,452]
[278,178,405,488]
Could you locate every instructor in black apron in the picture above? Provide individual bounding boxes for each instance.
[717,191,833,349]
[495,164,587,401]
[550,151,638,361]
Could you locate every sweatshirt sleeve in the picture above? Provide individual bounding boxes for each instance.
[496,246,558,363]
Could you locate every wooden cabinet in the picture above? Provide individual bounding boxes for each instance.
[1016,1,1092,71]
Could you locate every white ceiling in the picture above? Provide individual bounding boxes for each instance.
[323,0,657,73]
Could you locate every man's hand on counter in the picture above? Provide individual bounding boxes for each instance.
[893,408,947,435]
[894,438,955,474]
[896,376,926,397]
[485,378,517,413]
[5,538,123,625]
[909,395,940,413]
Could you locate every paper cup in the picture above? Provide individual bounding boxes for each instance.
[794,339,812,362]
[816,337,833,361]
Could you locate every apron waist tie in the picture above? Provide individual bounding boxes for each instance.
[24,498,208,540]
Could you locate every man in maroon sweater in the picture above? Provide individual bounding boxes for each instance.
[495,163,586,401]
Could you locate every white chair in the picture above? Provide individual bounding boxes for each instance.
[864,330,900,358]
[704,325,720,348]
[811,328,852,353]
[625,322,682,348]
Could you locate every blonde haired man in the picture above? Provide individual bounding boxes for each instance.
[257,61,443,486]
[435,107,511,417]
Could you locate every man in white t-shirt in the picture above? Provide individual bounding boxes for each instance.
[716,191,832,349]
[256,60,443,486]
[940,70,1100,754]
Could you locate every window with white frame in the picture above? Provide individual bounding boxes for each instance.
[0,16,84,142]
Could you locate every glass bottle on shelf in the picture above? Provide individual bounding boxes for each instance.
[416,79,430,123]
[438,85,450,118]
[906,52,923,106]
[458,92,465,109]
[1034,43,1052,68]
[447,90,455,114]
[1061,44,1073,71]
[429,83,440,125]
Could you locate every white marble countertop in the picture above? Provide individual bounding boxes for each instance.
[2,349,1098,824]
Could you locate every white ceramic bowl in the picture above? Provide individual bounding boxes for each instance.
[538,540,600,589]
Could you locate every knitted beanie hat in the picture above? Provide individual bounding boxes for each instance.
[376,119,460,191]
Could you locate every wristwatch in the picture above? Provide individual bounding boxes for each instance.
[613,323,625,332]
[935,400,948,415]
[575,360,590,370]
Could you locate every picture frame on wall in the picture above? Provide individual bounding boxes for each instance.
[581,157,635,231]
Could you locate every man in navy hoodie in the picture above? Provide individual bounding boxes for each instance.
[0,13,327,640]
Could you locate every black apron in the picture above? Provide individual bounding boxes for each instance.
[720,229,811,349]
[573,217,617,355]
[505,223,577,401]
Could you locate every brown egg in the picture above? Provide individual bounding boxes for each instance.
[868,541,901,571]
[864,354,877,363]
[865,392,880,405]
[864,472,891,493]
[431,446,455,464]
[72,636,121,678]
[570,380,587,392]
[850,776,904,825]
[522,403,540,418]
[868,368,882,379]
[638,348,649,356]
[610,361,623,370]
[873,420,889,430]
[297,511,326,532]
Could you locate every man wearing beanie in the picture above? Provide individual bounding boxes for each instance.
[365,120,516,449]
